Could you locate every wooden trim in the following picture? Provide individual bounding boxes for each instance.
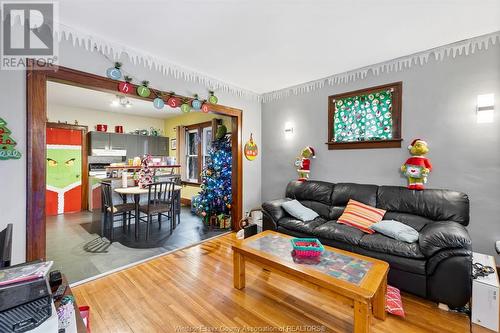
[26,61,244,261]
[46,122,89,210]
[180,198,191,206]
[327,81,403,150]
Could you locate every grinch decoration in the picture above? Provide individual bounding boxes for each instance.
[0,118,21,160]
[401,139,432,190]
[138,155,153,189]
[295,146,316,181]
[244,133,258,161]
[194,124,232,228]
[106,62,122,80]
[137,81,151,98]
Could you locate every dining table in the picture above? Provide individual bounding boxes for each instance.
[114,185,182,239]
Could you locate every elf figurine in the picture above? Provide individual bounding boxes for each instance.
[295,146,316,182]
[401,139,432,190]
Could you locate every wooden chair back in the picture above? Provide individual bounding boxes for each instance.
[101,182,114,211]
[146,181,175,210]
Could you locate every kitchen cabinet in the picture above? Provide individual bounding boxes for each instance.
[109,133,126,150]
[147,136,158,155]
[89,132,110,150]
[125,135,139,158]
[157,137,169,156]
[88,132,169,157]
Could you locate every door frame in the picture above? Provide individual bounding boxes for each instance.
[46,122,89,211]
[26,60,243,261]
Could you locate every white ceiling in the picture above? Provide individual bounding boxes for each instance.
[58,0,500,94]
[47,81,183,118]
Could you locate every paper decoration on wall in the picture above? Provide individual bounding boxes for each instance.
[137,80,151,98]
[118,76,133,94]
[191,94,202,110]
[167,95,181,108]
[401,139,432,190]
[244,133,258,161]
[106,62,122,80]
[153,97,165,109]
[0,118,22,160]
[295,146,316,182]
[181,101,191,113]
[201,103,210,113]
[208,91,218,104]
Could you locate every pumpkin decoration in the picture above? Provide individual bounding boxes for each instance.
[244,133,258,161]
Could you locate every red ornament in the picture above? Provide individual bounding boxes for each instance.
[167,97,181,108]
[201,103,210,113]
[118,82,132,94]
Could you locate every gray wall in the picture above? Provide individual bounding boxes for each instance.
[0,39,262,264]
[262,44,500,259]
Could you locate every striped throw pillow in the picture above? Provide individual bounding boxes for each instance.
[337,199,386,234]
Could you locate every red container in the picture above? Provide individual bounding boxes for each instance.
[114,126,123,133]
[96,124,107,132]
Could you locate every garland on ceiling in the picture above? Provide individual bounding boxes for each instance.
[262,31,500,103]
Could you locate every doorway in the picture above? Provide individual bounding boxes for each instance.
[26,61,243,276]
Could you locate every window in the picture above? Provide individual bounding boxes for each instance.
[327,82,402,149]
[184,121,215,183]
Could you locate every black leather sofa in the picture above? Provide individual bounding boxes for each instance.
[262,181,472,308]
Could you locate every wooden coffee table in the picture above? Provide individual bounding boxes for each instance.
[232,230,389,333]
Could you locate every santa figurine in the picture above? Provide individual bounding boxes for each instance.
[401,139,432,190]
[295,146,316,182]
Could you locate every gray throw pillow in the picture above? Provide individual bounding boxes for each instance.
[370,220,419,243]
[281,199,319,222]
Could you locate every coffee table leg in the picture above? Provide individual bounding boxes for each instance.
[233,251,245,289]
[354,301,370,333]
[373,275,387,321]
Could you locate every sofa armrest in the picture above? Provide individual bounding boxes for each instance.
[261,198,291,230]
[419,221,471,257]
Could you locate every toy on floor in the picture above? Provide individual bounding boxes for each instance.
[295,146,316,181]
[401,139,432,190]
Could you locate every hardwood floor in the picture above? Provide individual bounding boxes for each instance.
[73,233,470,333]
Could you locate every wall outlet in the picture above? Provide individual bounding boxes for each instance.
[495,241,500,254]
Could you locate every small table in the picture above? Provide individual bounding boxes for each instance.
[232,230,389,333]
[114,185,182,239]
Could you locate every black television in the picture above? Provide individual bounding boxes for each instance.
[0,224,13,268]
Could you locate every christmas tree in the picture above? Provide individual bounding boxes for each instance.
[195,125,232,227]
[0,118,21,160]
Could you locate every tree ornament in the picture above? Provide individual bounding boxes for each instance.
[166,93,181,108]
[137,81,151,98]
[244,133,258,161]
[0,118,22,160]
[191,94,202,110]
[118,76,133,94]
[201,103,210,113]
[180,100,191,113]
[208,91,218,105]
[106,62,122,80]
[401,139,432,190]
[153,97,165,109]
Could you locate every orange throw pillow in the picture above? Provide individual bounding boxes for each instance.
[337,199,386,234]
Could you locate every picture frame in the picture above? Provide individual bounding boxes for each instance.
[170,138,177,150]
[327,81,402,149]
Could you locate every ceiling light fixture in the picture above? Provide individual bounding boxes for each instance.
[110,95,133,108]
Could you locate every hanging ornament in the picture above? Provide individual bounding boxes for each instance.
[153,97,165,109]
[106,62,122,80]
[191,94,202,110]
[118,76,133,94]
[201,102,210,113]
[208,91,218,104]
[244,133,258,161]
[166,92,181,108]
[137,81,151,98]
[181,99,191,113]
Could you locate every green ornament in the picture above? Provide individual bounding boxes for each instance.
[137,81,151,98]
[208,91,218,104]
[181,103,191,113]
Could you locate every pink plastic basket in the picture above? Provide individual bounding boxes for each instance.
[290,238,324,258]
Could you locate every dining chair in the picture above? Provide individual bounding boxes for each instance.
[101,182,136,242]
[168,175,182,227]
[139,181,176,240]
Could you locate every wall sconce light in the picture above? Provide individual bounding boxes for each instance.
[284,122,294,138]
[476,93,494,123]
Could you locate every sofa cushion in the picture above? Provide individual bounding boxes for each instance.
[382,212,432,232]
[300,200,331,219]
[286,180,334,205]
[370,220,419,243]
[337,199,386,234]
[377,186,470,226]
[277,216,327,234]
[281,199,319,221]
[312,221,365,245]
[359,233,425,259]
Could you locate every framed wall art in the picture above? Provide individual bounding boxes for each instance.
[327,82,402,149]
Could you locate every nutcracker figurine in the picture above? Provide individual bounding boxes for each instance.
[295,146,316,181]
